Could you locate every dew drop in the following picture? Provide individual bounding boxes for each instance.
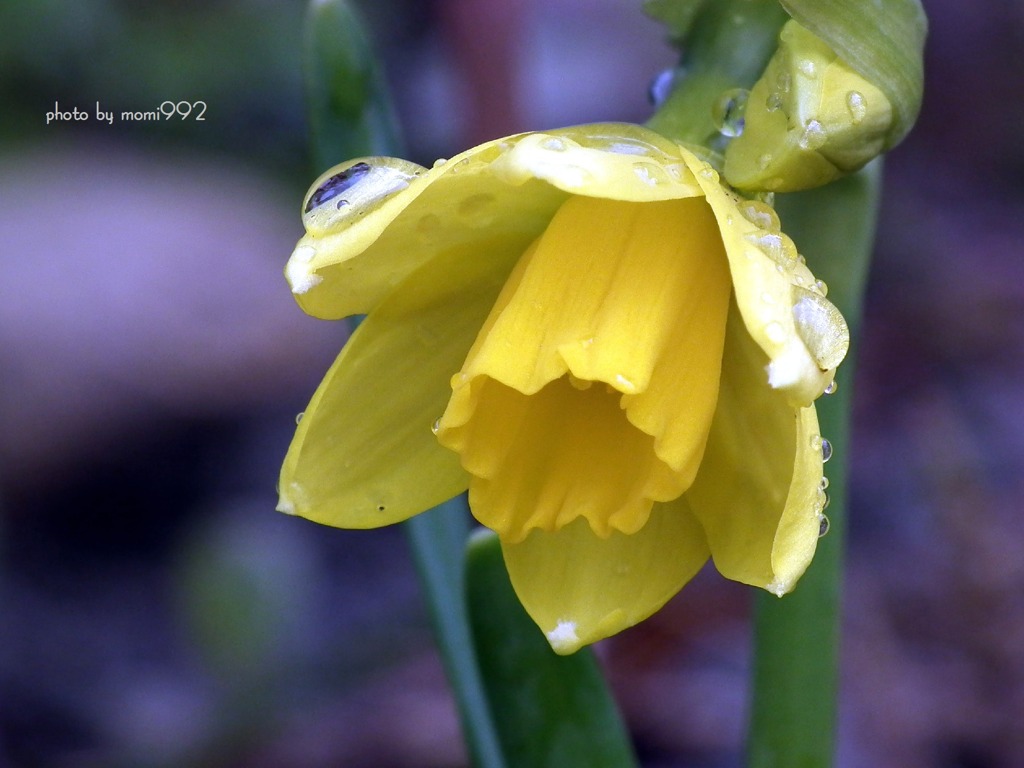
[712,88,749,138]
[797,59,817,78]
[846,90,867,124]
[302,158,424,233]
[818,514,831,538]
[295,412,304,425]
[776,71,792,94]
[821,438,833,463]
[431,418,441,435]
[791,287,850,369]
[824,378,838,395]
[814,279,829,296]
[798,120,828,151]
[647,67,676,106]
[432,157,448,168]
[738,199,781,232]
[304,162,371,212]
[821,489,831,509]
[633,162,669,186]
[765,92,784,112]
[819,475,830,490]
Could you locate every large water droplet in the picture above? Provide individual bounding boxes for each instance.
[791,287,850,370]
[818,514,831,538]
[304,162,371,212]
[302,158,424,233]
[821,438,833,463]
[798,120,828,151]
[824,378,838,395]
[846,90,867,124]
[712,88,749,138]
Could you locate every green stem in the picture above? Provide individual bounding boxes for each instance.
[747,162,881,768]
[646,0,787,152]
[405,502,508,768]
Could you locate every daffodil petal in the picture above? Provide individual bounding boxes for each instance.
[501,497,710,654]
[684,301,823,594]
[277,243,519,527]
[489,123,704,201]
[684,156,848,406]
[286,124,704,321]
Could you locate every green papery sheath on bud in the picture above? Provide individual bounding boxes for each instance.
[724,20,893,192]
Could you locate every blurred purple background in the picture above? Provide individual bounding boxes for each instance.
[1,1,1022,766]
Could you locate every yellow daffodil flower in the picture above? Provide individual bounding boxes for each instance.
[279,123,848,654]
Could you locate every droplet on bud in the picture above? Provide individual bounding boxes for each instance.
[712,88,749,138]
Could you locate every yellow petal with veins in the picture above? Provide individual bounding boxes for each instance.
[684,300,822,593]
[277,243,518,527]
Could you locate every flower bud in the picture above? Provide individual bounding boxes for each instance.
[724,20,893,192]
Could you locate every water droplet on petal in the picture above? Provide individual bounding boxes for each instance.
[766,92,784,112]
[431,418,441,435]
[633,162,669,186]
[821,438,833,463]
[304,162,371,212]
[798,120,828,150]
[432,157,448,168]
[824,378,838,395]
[295,412,304,425]
[818,514,831,537]
[819,475,830,490]
[798,59,817,78]
[791,287,850,370]
[814,279,829,296]
[846,90,867,124]
[712,88,749,138]
[302,158,424,233]
[738,199,781,232]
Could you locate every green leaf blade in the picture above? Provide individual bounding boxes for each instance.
[465,531,639,768]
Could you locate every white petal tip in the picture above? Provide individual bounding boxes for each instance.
[546,620,580,654]
[285,260,323,295]
[766,580,790,597]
